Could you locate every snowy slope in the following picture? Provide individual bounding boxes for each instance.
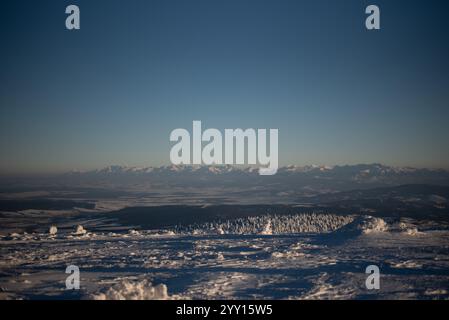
[1,214,448,300]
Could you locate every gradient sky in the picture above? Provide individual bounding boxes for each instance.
[1,0,448,174]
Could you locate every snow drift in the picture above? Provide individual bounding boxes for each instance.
[92,280,170,300]
[334,215,388,236]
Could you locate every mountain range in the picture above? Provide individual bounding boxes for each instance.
[65,164,449,189]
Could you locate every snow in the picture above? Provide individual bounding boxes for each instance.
[128,229,140,236]
[73,225,86,236]
[424,289,448,296]
[49,226,58,236]
[1,213,449,300]
[92,280,170,300]
[358,217,388,234]
[260,220,272,235]
[403,228,422,236]
[173,213,354,235]
[336,216,388,235]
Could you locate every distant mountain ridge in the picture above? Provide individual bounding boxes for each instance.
[68,163,447,178]
[63,164,449,191]
[71,163,447,175]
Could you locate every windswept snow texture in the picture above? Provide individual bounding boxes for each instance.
[1,214,449,300]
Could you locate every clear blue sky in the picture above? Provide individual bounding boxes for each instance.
[1,0,448,173]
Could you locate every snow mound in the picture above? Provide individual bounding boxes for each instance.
[260,220,273,235]
[359,217,388,234]
[403,227,423,236]
[92,280,170,300]
[128,229,141,236]
[48,226,58,236]
[336,216,388,235]
[73,225,86,236]
[394,220,423,236]
[173,213,354,235]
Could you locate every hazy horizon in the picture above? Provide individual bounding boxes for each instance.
[1,0,449,174]
[1,162,449,177]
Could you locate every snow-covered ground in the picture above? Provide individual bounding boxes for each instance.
[0,214,448,300]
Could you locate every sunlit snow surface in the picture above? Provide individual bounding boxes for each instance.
[1,215,449,300]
